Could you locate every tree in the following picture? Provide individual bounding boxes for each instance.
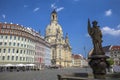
[107,58,114,66]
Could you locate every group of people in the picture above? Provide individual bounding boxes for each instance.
[0,66,39,72]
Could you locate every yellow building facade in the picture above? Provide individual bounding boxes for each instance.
[45,10,72,67]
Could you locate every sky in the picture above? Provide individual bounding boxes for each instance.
[0,0,120,58]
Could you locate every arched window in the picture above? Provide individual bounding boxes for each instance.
[52,15,55,20]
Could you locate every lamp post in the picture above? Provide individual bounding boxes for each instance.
[84,46,87,72]
[84,46,87,59]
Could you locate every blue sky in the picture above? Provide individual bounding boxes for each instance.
[0,0,120,58]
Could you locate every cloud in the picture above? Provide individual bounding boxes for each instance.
[117,24,120,29]
[24,5,28,8]
[56,7,64,12]
[105,9,112,16]
[51,3,64,12]
[51,3,57,9]
[33,8,40,12]
[101,26,120,36]
[2,14,6,19]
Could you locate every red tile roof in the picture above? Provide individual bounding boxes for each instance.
[88,45,120,56]
[111,46,120,50]
[72,54,82,59]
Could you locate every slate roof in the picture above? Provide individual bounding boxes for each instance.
[102,45,111,52]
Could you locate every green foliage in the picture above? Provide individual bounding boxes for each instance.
[107,58,114,65]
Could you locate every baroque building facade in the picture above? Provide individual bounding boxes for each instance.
[0,22,51,70]
[45,10,72,67]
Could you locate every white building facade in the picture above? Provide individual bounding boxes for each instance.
[0,23,51,70]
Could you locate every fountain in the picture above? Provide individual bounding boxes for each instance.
[57,19,120,80]
[88,19,108,79]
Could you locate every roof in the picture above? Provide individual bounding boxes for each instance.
[102,45,111,52]
[72,54,82,59]
[88,45,120,56]
[111,46,120,50]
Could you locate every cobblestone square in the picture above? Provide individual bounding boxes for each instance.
[0,67,91,80]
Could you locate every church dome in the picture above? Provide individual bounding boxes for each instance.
[46,23,63,37]
[45,10,63,37]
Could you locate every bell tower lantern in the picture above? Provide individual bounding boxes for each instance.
[51,9,58,23]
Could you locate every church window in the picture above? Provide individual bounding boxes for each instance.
[59,50,61,57]
[52,15,55,20]
[49,29,50,32]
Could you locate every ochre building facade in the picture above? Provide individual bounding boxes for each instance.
[45,10,72,67]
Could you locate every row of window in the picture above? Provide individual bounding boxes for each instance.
[0,56,34,62]
[35,52,44,56]
[36,46,44,51]
[0,42,35,49]
[111,51,120,58]
[0,48,49,56]
[111,51,120,54]
[111,54,120,57]
[0,48,35,55]
[0,35,34,43]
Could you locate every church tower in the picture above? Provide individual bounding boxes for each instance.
[45,10,72,67]
[45,9,63,43]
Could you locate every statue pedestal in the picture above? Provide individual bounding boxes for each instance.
[89,55,108,79]
[94,73,106,79]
